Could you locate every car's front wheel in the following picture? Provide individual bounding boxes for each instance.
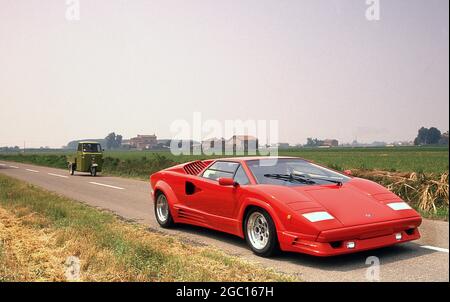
[154,192,174,228]
[244,208,279,257]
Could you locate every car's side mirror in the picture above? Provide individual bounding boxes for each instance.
[343,170,352,176]
[218,177,237,186]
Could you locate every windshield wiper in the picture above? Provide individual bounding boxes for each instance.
[263,173,315,184]
[293,173,343,186]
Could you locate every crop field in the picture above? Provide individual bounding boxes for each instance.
[100,146,449,174]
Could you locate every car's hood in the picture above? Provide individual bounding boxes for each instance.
[300,183,398,226]
[254,178,418,227]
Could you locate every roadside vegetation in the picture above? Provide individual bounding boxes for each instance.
[0,146,448,219]
[353,170,449,220]
[0,174,294,281]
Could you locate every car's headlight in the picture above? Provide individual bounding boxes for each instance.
[302,211,335,222]
[387,202,412,211]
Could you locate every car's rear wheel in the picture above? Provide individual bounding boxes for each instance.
[155,192,174,228]
[244,208,279,257]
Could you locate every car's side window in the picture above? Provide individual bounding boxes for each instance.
[202,161,239,181]
[234,165,250,185]
[78,144,82,151]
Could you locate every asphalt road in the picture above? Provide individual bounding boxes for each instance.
[0,161,448,282]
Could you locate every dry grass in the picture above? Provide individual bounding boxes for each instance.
[0,174,296,282]
[353,170,449,220]
[0,207,65,281]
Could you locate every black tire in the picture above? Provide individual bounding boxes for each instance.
[244,207,279,257]
[154,192,175,228]
[68,163,75,175]
[90,166,97,177]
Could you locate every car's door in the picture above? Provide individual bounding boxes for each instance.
[186,161,247,219]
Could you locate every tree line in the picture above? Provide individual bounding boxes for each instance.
[414,127,448,145]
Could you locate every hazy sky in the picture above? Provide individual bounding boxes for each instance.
[0,0,448,148]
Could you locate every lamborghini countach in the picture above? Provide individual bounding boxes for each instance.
[150,157,421,257]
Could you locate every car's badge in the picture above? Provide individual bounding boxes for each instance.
[365,213,373,218]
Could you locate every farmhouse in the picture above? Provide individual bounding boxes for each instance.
[130,134,157,150]
[201,137,225,154]
[225,135,259,154]
[322,139,339,147]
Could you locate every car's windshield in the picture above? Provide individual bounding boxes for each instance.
[246,158,350,186]
[82,143,101,153]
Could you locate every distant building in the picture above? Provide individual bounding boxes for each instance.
[120,139,132,149]
[130,134,157,150]
[201,137,225,154]
[392,141,414,146]
[156,139,172,149]
[225,135,259,154]
[322,139,339,147]
[277,143,290,149]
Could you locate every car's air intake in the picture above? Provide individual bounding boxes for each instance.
[183,161,208,175]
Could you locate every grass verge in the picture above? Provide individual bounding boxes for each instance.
[0,174,295,281]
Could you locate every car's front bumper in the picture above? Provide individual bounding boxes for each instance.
[278,216,422,256]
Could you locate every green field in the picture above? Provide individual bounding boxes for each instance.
[1,146,448,175]
[278,146,449,174]
[103,146,448,174]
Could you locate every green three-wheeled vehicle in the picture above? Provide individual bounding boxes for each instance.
[67,141,104,176]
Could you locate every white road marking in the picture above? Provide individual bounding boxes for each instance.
[421,245,449,253]
[26,169,39,173]
[0,163,6,166]
[9,165,19,169]
[89,182,125,190]
[48,173,68,179]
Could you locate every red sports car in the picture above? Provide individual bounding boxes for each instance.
[150,157,422,257]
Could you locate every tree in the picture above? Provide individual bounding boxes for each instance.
[439,131,449,145]
[414,127,429,145]
[105,132,116,150]
[306,137,324,147]
[414,127,442,145]
[427,127,442,144]
[105,132,123,149]
[116,135,123,147]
